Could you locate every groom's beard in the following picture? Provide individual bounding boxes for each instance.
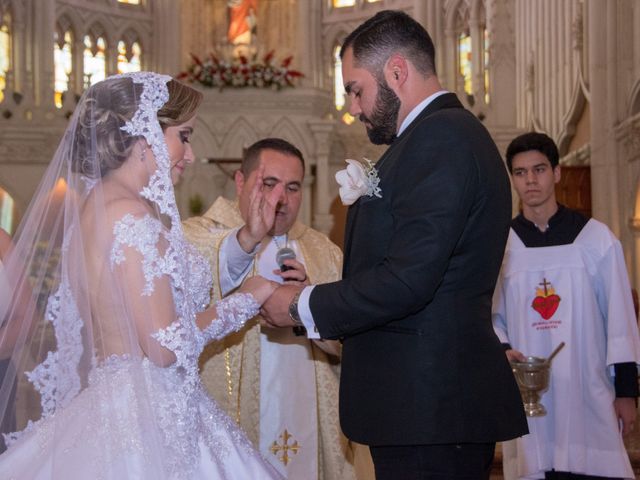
[360,79,401,145]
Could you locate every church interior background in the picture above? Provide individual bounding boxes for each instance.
[0,0,639,475]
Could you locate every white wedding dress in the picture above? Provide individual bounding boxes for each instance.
[0,216,281,480]
[0,72,282,479]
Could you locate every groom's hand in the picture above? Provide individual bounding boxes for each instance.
[261,284,303,327]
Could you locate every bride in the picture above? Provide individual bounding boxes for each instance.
[0,72,283,479]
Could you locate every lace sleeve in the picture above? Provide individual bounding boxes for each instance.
[201,293,260,343]
[150,293,259,369]
[110,212,185,367]
[111,213,166,295]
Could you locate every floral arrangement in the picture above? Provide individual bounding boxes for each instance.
[178,51,304,91]
[335,158,382,206]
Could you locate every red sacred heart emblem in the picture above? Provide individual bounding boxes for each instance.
[531,294,561,320]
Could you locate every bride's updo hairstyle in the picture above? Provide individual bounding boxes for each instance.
[158,79,203,130]
[72,76,202,178]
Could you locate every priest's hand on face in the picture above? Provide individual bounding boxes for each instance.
[237,164,284,253]
[614,397,637,436]
[260,284,303,328]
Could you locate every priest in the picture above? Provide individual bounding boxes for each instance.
[183,137,369,480]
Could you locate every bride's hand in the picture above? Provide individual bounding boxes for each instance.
[239,276,278,306]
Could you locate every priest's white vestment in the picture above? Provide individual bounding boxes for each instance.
[184,197,367,480]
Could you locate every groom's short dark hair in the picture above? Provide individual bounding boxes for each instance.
[241,138,305,176]
[341,10,436,80]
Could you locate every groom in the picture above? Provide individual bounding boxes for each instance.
[261,10,528,479]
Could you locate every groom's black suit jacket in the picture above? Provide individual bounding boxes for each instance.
[310,93,527,445]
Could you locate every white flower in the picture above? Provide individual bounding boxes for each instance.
[335,158,382,206]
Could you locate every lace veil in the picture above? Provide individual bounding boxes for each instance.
[0,72,209,462]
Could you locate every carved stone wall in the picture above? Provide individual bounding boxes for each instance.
[0,0,174,228]
[513,0,586,142]
[1,0,640,285]
[586,0,640,283]
[620,111,640,287]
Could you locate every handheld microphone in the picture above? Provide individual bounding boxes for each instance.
[275,246,307,336]
[275,247,297,272]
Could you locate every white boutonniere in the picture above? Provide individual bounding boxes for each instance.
[335,158,382,206]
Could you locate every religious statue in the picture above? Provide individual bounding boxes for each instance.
[228,0,258,48]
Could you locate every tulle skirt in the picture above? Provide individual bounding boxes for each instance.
[0,356,282,480]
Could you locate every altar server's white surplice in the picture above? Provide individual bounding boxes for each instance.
[493,219,640,479]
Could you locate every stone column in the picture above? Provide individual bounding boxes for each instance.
[153,0,182,75]
[484,0,521,215]
[10,0,26,97]
[33,0,54,108]
[73,32,85,93]
[309,119,336,235]
[588,0,619,232]
[443,20,458,93]
[297,0,322,88]
[413,0,446,84]
[619,116,640,287]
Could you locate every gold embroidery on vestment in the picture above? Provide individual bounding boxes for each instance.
[269,429,301,466]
